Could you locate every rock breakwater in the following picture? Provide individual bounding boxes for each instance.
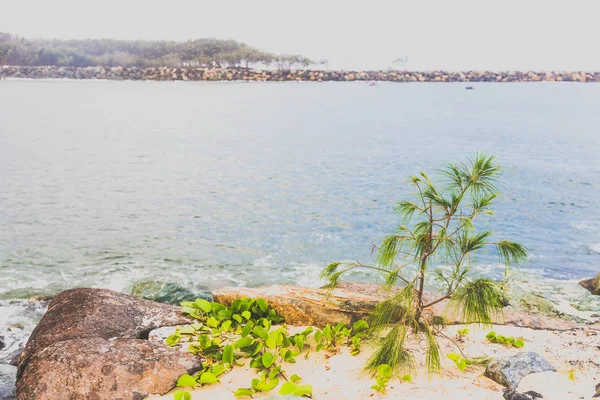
[2,66,600,82]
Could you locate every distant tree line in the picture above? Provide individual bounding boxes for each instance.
[0,33,323,69]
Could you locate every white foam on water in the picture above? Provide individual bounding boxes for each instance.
[589,243,600,254]
[0,299,49,363]
[284,262,326,288]
[572,221,600,232]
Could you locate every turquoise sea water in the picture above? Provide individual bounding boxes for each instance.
[1,80,599,342]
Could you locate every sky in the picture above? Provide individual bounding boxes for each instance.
[2,0,600,71]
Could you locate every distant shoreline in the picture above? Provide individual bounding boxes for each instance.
[2,66,599,82]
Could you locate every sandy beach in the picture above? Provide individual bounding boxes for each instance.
[148,324,599,400]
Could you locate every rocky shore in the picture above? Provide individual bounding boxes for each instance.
[4,285,599,399]
[2,66,600,82]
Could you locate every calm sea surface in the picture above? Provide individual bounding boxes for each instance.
[1,80,600,333]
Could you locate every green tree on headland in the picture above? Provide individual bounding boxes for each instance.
[320,154,528,375]
[0,33,315,69]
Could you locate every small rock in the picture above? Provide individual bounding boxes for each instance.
[501,280,565,320]
[485,352,556,389]
[7,325,22,331]
[0,364,17,399]
[594,382,600,398]
[580,273,600,295]
[131,281,211,305]
[503,388,543,400]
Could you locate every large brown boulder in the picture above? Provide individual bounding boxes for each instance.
[580,273,600,295]
[16,288,199,400]
[213,284,379,327]
[213,283,585,331]
[18,288,190,375]
[17,338,201,400]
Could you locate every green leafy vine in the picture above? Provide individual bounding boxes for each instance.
[167,297,369,398]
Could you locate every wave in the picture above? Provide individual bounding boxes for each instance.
[589,243,600,254]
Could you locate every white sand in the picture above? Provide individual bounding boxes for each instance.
[148,324,599,400]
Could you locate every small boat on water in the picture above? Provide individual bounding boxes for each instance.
[369,82,377,86]
[465,86,475,90]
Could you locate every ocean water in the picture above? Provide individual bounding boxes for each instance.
[1,80,600,336]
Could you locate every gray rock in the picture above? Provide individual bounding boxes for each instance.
[501,280,565,320]
[503,389,543,400]
[594,382,600,398]
[0,364,17,399]
[131,281,211,305]
[485,352,556,389]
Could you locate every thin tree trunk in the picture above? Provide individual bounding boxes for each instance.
[414,200,434,326]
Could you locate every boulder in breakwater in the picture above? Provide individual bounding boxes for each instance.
[2,66,600,82]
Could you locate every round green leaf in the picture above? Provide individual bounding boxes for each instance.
[235,337,254,349]
[199,371,218,384]
[234,388,254,397]
[252,326,268,341]
[174,390,192,400]
[377,364,393,378]
[352,320,369,333]
[195,299,212,313]
[222,344,234,365]
[232,314,243,323]
[176,374,197,387]
[279,381,297,395]
[294,384,313,396]
[262,352,275,368]
[256,298,268,312]
[221,320,232,332]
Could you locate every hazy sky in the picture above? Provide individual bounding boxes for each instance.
[3,0,599,70]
